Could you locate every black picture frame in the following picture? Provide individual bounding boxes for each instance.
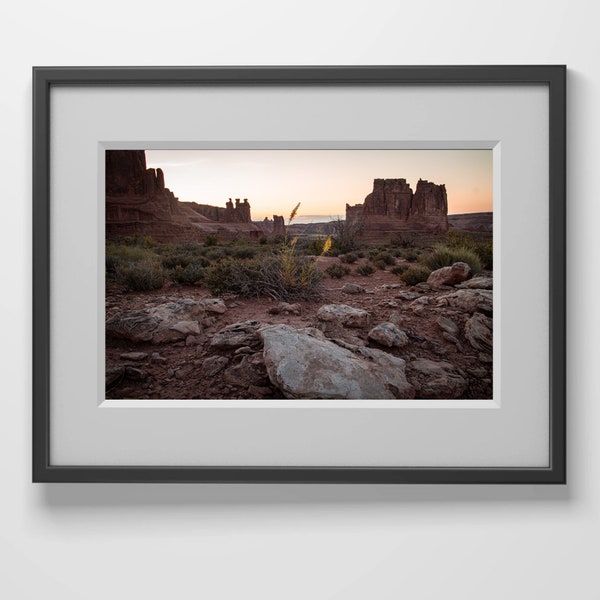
[32,65,566,484]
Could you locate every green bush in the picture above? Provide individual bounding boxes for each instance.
[446,231,493,270]
[403,249,419,262]
[340,252,358,264]
[373,258,388,270]
[204,253,323,301]
[391,264,409,276]
[204,234,219,247]
[325,263,351,279]
[169,263,205,286]
[231,246,256,260]
[116,261,165,291]
[422,244,482,274]
[355,263,376,276]
[400,265,431,286]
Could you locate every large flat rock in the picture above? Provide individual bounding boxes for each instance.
[259,324,414,399]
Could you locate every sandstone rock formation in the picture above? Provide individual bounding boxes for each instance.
[106,150,263,242]
[346,178,449,241]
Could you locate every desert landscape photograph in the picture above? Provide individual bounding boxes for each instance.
[105,149,493,400]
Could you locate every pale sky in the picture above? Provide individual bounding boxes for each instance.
[146,150,492,220]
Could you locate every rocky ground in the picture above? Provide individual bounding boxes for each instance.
[105,257,493,400]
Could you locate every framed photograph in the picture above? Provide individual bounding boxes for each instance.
[33,66,566,483]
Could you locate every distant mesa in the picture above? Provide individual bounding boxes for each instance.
[105,150,283,242]
[346,178,449,241]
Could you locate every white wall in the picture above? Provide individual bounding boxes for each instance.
[1,1,597,598]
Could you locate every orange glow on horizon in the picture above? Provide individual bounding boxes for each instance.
[146,149,493,220]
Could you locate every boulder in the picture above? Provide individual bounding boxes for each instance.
[316,304,371,328]
[198,298,227,314]
[407,358,467,399]
[224,353,271,389]
[259,324,414,399]
[106,299,205,344]
[367,322,410,348]
[202,355,229,377]
[210,320,261,349]
[341,283,366,295]
[436,316,459,337]
[456,277,493,290]
[436,289,493,314]
[464,313,493,353]
[427,262,471,287]
[119,352,148,361]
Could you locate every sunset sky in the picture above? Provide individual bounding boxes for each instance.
[146,150,493,221]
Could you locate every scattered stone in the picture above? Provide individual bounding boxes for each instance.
[201,355,230,377]
[119,351,148,362]
[479,353,493,363]
[368,322,410,348]
[388,311,403,327]
[397,291,421,301]
[248,384,275,398]
[456,277,493,290]
[202,316,218,328]
[427,262,471,287]
[259,324,414,399]
[317,304,371,328]
[341,283,366,295]
[124,366,147,381]
[224,352,270,389]
[436,315,459,337]
[151,352,167,364]
[278,302,302,315]
[442,332,460,346]
[210,320,261,349]
[464,313,493,353]
[436,289,493,315]
[185,335,202,346]
[199,298,227,314]
[409,296,430,316]
[106,366,125,389]
[407,359,467,399]
[169,320,201,336]
[234,346,254,355]
[167,368,175,377]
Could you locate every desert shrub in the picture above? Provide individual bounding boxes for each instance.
[355,263,376,276]
[160,253,192,269]
[204,203,329,300]
[340,252,358,264]
[325,263,351,279]
[106,244,154,264]
[373,258,388,270]
[169,263,205,286]
[331,217,363,253]
[204,253,323,300]
[446,231,493,270]
[204,234,219,247]
[355,250,365,259]
[474,241,493,270]
[231,246,256,260]
[259,236,268,245]
[391,264,409,276]
[378,251,395,265]
[400,265,431,286]
[422,245,482,274]
[116,261,165,291]
[403,249,419,262]
[205,248,228,261]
